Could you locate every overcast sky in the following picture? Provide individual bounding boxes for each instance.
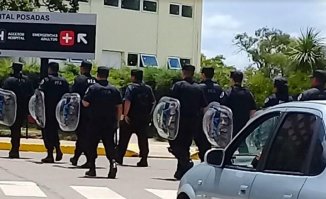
[201,0,326,69]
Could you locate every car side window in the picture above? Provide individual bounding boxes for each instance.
[227,113,280,169]
[265,113,317,174]
[309,122,326,176]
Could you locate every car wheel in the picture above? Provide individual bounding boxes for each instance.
[177,193,190,199]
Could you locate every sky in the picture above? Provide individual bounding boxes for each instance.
[201,0,326,69]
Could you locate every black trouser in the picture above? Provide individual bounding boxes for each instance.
[42,118,60,154]
[87,124,117,169]
[116,120,149,161]
[10,114,25,153]
[73,114,89,161]
[194,118,211,162]
[169,117,199,171]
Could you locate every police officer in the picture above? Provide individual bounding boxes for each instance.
[2,62,34,158]
[222,71,256,149]
[82,66,122,178]
[169,64,207,180]
[70,61,96,168]
[264,76,293,108]
[196,67,224,161]
[39,62,69,163]
[116,69,156,167]
[298,70,326,101]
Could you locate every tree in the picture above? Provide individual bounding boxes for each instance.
[289,28,326,73]
[0,0,80,13]
[234,28,293,77]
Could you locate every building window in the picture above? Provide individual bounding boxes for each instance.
[169,4,180,15]
[182,5,193,18]
[140,54,158,67]
[104,0,119,7]
[122,0,140,11]
[168,57,181,69]
[80,0,89,2]
[180,58,191,67]
[143,0,157,12]
[128,53,138,66]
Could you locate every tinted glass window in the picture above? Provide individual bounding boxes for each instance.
[141,55,158,67]
[122,0,140,10]
[182,5,192,18]
[128,54,138,66]
[168,58,181,69]
[265,113,317,173]
[170,4,180,15]
[180,58,191,67]
[228,114,280,169]
[309,123,326,175]
[143,1,157,12]
[104,0,118,6]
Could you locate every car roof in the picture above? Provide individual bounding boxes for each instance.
[268,101,326,114]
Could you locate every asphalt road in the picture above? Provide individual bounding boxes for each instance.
[0,151,182,199]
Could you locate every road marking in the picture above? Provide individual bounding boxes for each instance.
[146,189,177,199]
[0,181,46,197]
[71,186,125,199]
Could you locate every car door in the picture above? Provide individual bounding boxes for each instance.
[250,109,323,199]
[204,110,283,199]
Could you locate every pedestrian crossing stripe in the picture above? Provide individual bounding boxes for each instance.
[0,182,177,199]
[0,181,46,197]
[71,186,126,199]
[146,189,177,199]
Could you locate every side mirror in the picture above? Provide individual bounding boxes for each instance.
[204,148,225,167]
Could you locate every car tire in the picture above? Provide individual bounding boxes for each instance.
[177,193,190,199]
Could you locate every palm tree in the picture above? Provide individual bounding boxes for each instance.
[289,28,325,73]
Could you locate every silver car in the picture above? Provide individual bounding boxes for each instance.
[178,101,326,199]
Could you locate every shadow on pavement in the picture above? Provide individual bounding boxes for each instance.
[78,176,116,180]
[0,157,32,160]
[152,177,179,182]
[53,165,106,170]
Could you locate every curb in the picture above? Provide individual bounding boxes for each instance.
[0,141,200,160]
[0,142,139,157]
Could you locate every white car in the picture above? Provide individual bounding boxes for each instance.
[178,101,326,199]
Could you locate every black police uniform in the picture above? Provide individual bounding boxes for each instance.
[222,85,256,138]
[298,70,326,101]
[83,78,122,178]
[2,63,34,158]
[116,81,156,166]
[169,76,207,179]
[264,94,293,108]
[264,77,293,108]
[70,71,96,166]
[196,79,224,161]
[39,73,69,161]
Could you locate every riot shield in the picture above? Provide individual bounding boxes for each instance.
[153,97,180,140]
[28,90,46,128]
[203,102,233,148]
[56,93,81,132]
[0,89,17,127]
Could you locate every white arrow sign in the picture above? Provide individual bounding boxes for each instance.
[77,33,88,44]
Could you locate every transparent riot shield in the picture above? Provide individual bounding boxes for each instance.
[28,90,46,128]
[153,97,180,140]
[203,102,233,148]
[56,93,81,132]
[0,89,17,127]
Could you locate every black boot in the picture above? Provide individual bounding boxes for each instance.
[9,151,19,159]
[85,163,96,177]
[42,150,54,163]
[108,161,117,179]
[137,158,148,167]
[70,157,78,166]
[55,147,63,162]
